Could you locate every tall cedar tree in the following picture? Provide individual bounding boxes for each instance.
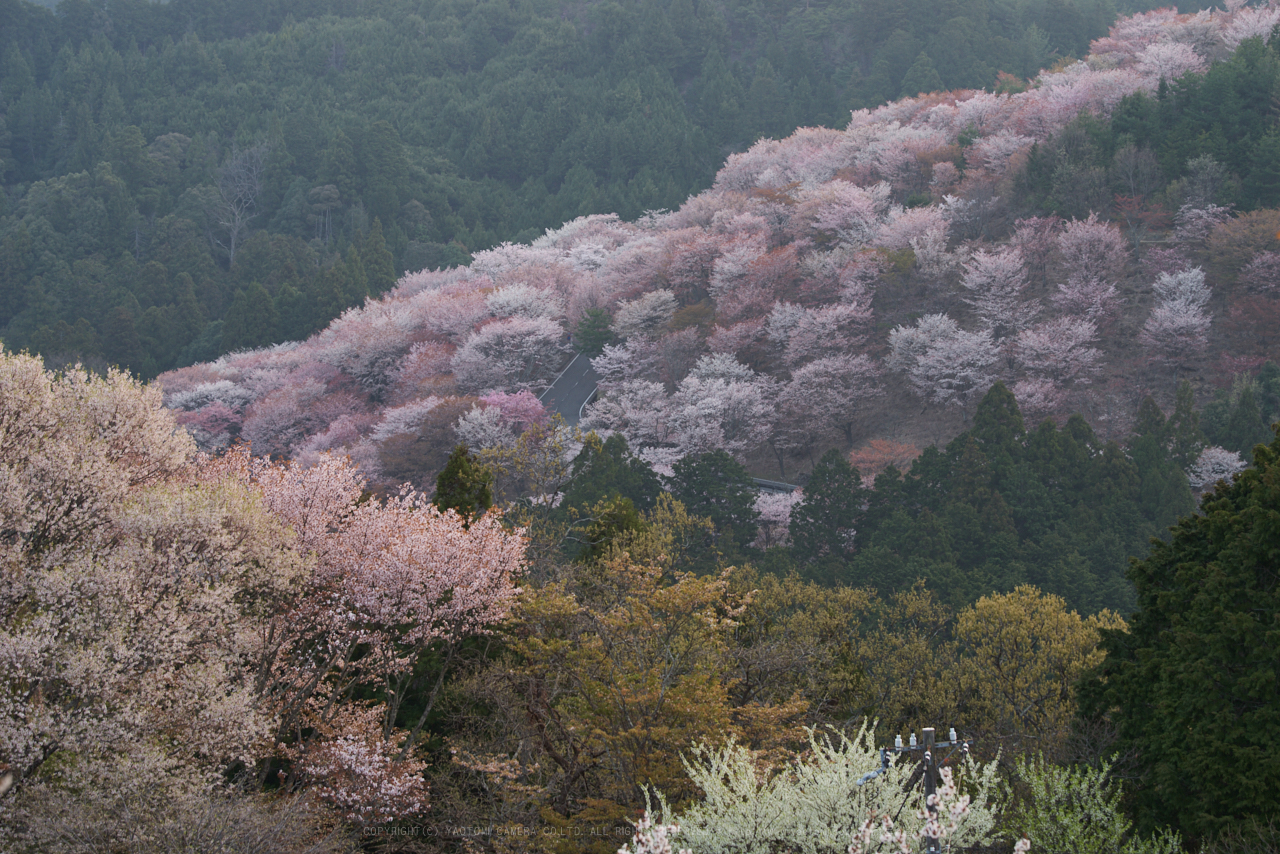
[1080,427,1280,842]
[790,449,866,566]
[433,443,493,521]
[670,450,760,547]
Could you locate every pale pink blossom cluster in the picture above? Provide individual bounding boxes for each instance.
[1186,445,1246,493]
[1140,268,1213,368]
[619,812,692,854]
[2,352,529,831]
[156,4,1263,473]
[846,768,997,854]
[753,490,803,548]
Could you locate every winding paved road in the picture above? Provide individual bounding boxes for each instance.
[539,353,601,426]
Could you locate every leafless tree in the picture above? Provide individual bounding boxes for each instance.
[214,142,269,266]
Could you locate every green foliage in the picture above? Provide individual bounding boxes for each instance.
[849,386,1192,612]
[1024,35,1280,215]
[433,443,493,521]
[790,449,864,569]
[563,432,663,513]
[1081,428,1280,840]
[576,494,648,564]
[1007,757,1183,854]
[574,307,615,355]
[1203,373,1277,461]
[670,450,760,549]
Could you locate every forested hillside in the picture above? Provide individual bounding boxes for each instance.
[154,2,1280,605]
[3,0,1127,375]
[5,1,1280,850]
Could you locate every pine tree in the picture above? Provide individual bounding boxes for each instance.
[433,444,493,521]
[220,282,279,353]
[1224,385,1272,461]
[670,450,760,545]
[899,50,945,98]
[790,449,865,564]
[1166,380,1206,469]
[362,218,397,296]
[1081,428,1280,841]
[343,245,369,307]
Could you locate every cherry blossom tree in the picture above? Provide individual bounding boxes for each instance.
[778,354,882,447]
[288,704,429,826]
[907,327,1002,412]
[1053,274,1121,323]
[1186,446,1246,494]
[706,319,766,359]
[710,241,801,324]
[886,313,961,375]
[1239,251,1280,292]
[1173,203,1232,247]
[752,491,802,548]
[387,340,456,403]
[798,180,890,245]
[960,247,1040,337]
[451,316,571,393]
[1141,246,1191,279]
[480,390,549,430]
[1135,40,1205,80]
[486,283,566,320]
[663,228,723,303]
[874,205,949,253]
[241,447,525,766]
[592,340,661,388]
[581,379,672,449]
[456,404,516,451]
[1011,218,1062,282]
[767,302,871,367]
[655,328,705,387]
[1140,268,1213,369]
[1151,266,1212,309]
[1057,213,1128,285]
[1012,377,1066,421]
[666,357,776,460]
[1016,318,1103,386]
[612,290,679,340]
[454,392,551,452]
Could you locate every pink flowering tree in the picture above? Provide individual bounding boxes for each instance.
[237,448,525,774]
[451,316,571,393]
[1016,318,1103,387]
[889,314,1002,414]
[752,490,803,548]
[1240,251,1280,292]
[1057,214,1128,285]
[1012,217,1061,285]
[1140,268,1213,370]
[1186,446,1247,494]
[960,247,1040,338]
[779,354,882,447]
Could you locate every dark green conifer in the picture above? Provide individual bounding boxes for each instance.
[433,443,493,521]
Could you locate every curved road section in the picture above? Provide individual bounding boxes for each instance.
[539,353,601,426]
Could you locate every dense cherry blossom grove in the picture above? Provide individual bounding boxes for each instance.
[158,5,1280,481]
[0,351,524,833]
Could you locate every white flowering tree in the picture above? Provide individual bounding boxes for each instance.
[654,726,1001,854]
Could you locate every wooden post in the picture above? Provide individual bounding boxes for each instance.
[923,727,939,854]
